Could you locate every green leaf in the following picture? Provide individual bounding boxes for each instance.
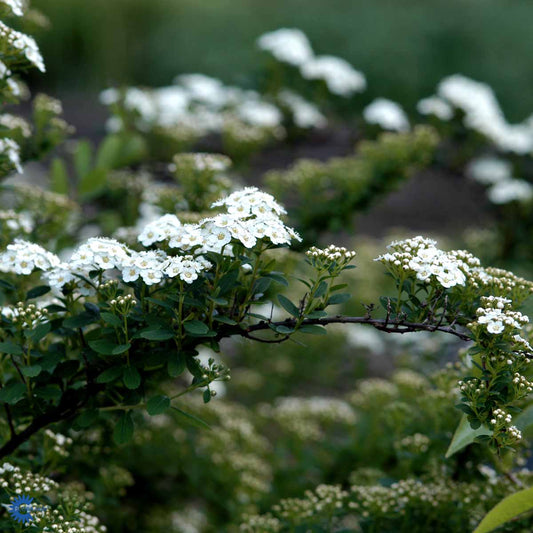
[306,310,327,319]
[213,316,237,325]
[26,285,50,300]
[63,312,97,329]
[50,158,69,195]
[78,167,108,199]
[26,322,51,343]
[74,408,99,428]
[314,281,328,298]
[123,366,141,389]
[113,411,134,444]
[326,293,351,305]
[73,139,93,180]
[299,324,327,335]
[274,325,294,334]
[168,352,186,377]
[0,382,27,404]
[445,414,491,458]
[112,343,131,355]
[146,395,170,415]
[89,339,119,355]
[100,312,122,327]
[139,328,175,341]
[21,365,42,378]
[203,389,211,403]
[33,384,62,401]
[183,321,210,336]
[265,272,288,286]
[278,294,300,317]
[96,365,124,384]
[171,406,211,430]
[0,340,23,355]
[514,404,533,435]
[473,487,533,533]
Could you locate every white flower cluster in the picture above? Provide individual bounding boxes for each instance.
[306,244,356,264]
[0,137,22,173]
[173,152,231,173]
[363,98,410,132]
[0,209,33,233]
[257,28,314,66]
[278,89,327,129]
[141,186,299,252]
[375,236,480,289]
[417,96,453,120]
[0,239,60,274]
[101,74,285,137]
[474,296,529,335]
[257,28,366,97]
[0,188,298,291]
[0,462,58,493]
[0,20,45,72]
[466,156,533,205]
[0,113,32,137]
[44,429,73,457]
[425,74,533,154]
[0,0,23,16]
[8,301,49,328]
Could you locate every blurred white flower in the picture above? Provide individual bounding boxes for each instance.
[278,90,327,128]
[363,98,409,132]
[487,179,533,204]
[257,28,314,66]
[466,156,512,185]
[417,96,453,120]
[300,55,366,97]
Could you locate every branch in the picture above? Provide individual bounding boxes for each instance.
[232,315,473,343]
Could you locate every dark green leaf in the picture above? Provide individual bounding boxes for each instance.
[123,366,141,389]
[203,389,211,403]
[26,285,50,300]
[213,316,237,325]
[327,293,351,305]
[89,339,119,355]
[113,411,134,444]
[100,312,122,327]
[146,395,170,415]
[183,321,210,336]
[139,328,175,341]
[96,365,124,384]
[168,352,186,377]
[278,294,300,317]
[0,382,27,404]
[299,324,327,335]
[0,341,23,355]
[21,365,42,378]
[171,406,211,430]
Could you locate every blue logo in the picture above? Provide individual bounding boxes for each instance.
[9,494,35,525]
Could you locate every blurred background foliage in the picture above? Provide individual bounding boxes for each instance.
[31,0,533,122]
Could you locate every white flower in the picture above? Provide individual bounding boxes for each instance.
[0,138,22,173]
[236,99,282,128]
[1,0,24,16]
[466,157,513,185]
[300,55,366,97]
[487,320,505,334]
[0,21,45,72]
[417,96,453,120]
[487,179,533,205]
[363,98,409,132]
[0,240,60,274]
[278,90,327,129]
[257,28,314,66]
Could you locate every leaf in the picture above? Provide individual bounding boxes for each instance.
[473,487,533,533]
[314,281,328,298]
[123,366,141,389]
[167,352,185,377]
[50,158,69,195]
[21,365,42,378]
[265,272,288,286]
[100,312,122,327]
[73,139,93,180]
[0,382,27,404]
[63,312,97,329]
[26,322,51,343]
[203,389,211,403]
[278,294,300,317]
[306,310,327,319]
[445,414,491,458]
[274,325,294,334]
[113,411,134,444]
[299,324,327,335]
[514,405,533,435]
[112,343,131,355]
[89,339,119,356]
[33,385,62,401]
[78,167,108,199]
[0,340,23,355]
[146,395,170,415]
[74,408,99,428]
[327,293,351,305]
[171,406,211,430]
[183,321,210,336]
[213,316,237,326]
[139,328,175,341]
[96,365,124,384]
[26,285,51,300]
